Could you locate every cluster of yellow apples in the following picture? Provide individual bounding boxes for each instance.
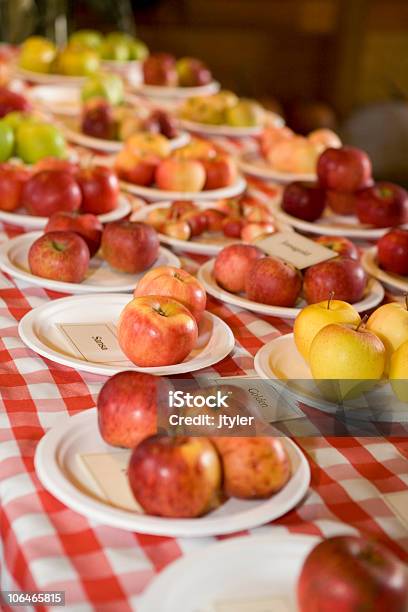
[293,294,408,402]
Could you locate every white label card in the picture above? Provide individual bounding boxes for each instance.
[57,322,130,364]
[255,232,337,269]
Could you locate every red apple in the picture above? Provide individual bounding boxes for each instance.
[304,256,367,304]
[0,163,31,211]
[45,211,103,257]
[155,158,206,192]
[146,207,170,231]
[135,265,206,323]
[314,235,360,261]
[214,243,265,293]
[181,209,208,236]
[377,229,408,276]
[326,190,357,215]
[77,165,119,215]
[211,437,291,498]
[242,201,274,223]
[81,98,117,140]
[168,200,198,220]
[143,109,178,140]
[297,535,408,612]
[97,371,170,448]
[282,182,326,222]
[317,146,373,192]
[115,150,158,186]
[203,155,237,190]
[118,295,198,366]
[128,435,221,518]
[222,216,244,238]
[356,182,408,228]
[22,170,82,217]
[143,53,178,86]
[240,221,275,243]
[245,256,302,307]
[202,208,226,231]
[214,198,241,217]
[34,157,79,176]
[162,220,191,241]
[0,87,31,117]
[102,221,159,273]
[28,231,89,283]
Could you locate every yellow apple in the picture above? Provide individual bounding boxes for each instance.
[366,302,408,373]
[389,340,408,402]
[294,297,361,362]
[124,132,170,159]
[309,322,386,400]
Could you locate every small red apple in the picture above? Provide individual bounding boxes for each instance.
[214,243,264,293]
[304,256,367,304]
[181,209,208,236]
[22,170,82,217]
[102,221,159,274]
[203,155,237,190]
[0,163,31,211]
[222,216,244,238]
[282,181,326,222]
[77,165,119,215]
[245,256,302,307]
[317,146,373,192]
[28,231,90,283]
[202,208,226,231]
[356,182,408,228]
[45,211,103,257]
[314,235,360,261]
[326,190,357,215]
[377,229,408,276]
[143,53,178,86]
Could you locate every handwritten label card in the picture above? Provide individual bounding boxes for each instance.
[57,322,129,364]
[255,232,336,269]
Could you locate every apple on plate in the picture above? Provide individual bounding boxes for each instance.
[173,138,216,162]
[118,295,198,366]
[225,99,265,128]
[282,181,326,222]
[176,57,213,87]
[97,371,171,448]
[0,163,31,211]
[203,155,237,190]
[143,109,178,140]
[367,302,408,372]
[125,132,171,159]
[28,231,90,283]
[260,125,294,159]
[134,265,206,323]
[155,158,206,192]
[81,72,124,106]
[377,229,408,276]
[45,211,103,257]
[18,36,57,73]
[57,46,100,77]
[267,137,319,174]
[128,435,222,518]
[214,243,264,293]
[16,121,67,164]
[317,146,373,192]
[143,53,178,86]
[115,149,159,186]
[294,296,361,362]
[304,257,367,304]
[240,221,275,242]
[212,437,290,498]
[222,216,244,238]
[245,256,302,307]
[102,220,159,273]
[242,201,274,224]
[202,208,226,231]
[34,157,79,176]
[77,165,119,214]
[356,182,408,228]
[146,207,170,230]
[0,87,31,118]
[162,220,191,241]
[81,98,117,141]
[69,29,103,51]
[22,170,82,217]
[180,209,208,236]
[168,200,198,220]
[326,190,357,215]
[314,235,360,260]
[297,535,408,612]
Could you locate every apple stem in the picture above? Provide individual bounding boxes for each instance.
[327,291,335,309]
[356,314,369,332]
[154,306,167,317]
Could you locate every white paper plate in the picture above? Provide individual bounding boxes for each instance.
[254,333,408,422]
[131,200,290,256]
[362,247,408,293]
[239,152,316,184]
[139,534,319,611]
[271,199,408,240]
[178,111,284,139]
[0,232,179,294]
[15,67,88,86]
[18,294,235,376]
[0,194,131,230]
[34,407,311,536]
[198,259,384,319]
[27,85,81,116]
[119,176,247,202]
[134,80,220,100]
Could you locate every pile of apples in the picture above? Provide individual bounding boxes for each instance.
[144,195,278,243]
[213,237,367,307]
[283,145,408,228]
[143,52,213,88]
[294,293,408,401]
[28,217,159,284]
[97,370,291,518]
[0,159,118,215]
[115,135,239,192]
[260,125,341,174]
[180,90,265,127]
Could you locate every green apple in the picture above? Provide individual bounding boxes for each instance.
[100,39,129,62]
[225,99,265,127]
[19,36,57,73]
[69,29,103,51]
[16,121,66,164]
[0,120,14,161]
[2,111,30,132]
[81,72,124,105]
[57,47,100,76]
[128,39,149,61]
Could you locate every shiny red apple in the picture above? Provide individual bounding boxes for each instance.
[77,165,119,215]
[317,146,373,192]
[314,235,360,261]
[28,231,89,283]
[356,182,408,228]
[214,243,264,293]
[45,211,103,257]
[245,256,302,307]
[22,170,82,217]
[0,163,31,211]
[203,155,237,190]
[377,229,408,276]
[304,256,367,304]
[282,181,326,222]
[102,220,159,273]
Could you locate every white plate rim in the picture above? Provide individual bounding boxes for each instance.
[34,407,311,537]
[15,66,88,86]
[139,533,320,612]
[0,194,132,229]
[18,294,235,376]
[0,232,180,294]
[198,259,384,319]
[239,152,316,184]
[362,247,408,292]
[119,176,247,202]
[134,80,220,99]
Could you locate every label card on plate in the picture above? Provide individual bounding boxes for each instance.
[78,451,142,512]
[57,322,129,364]
[214,596,290,612]
[255,232,336,269]
[382,490,408,530]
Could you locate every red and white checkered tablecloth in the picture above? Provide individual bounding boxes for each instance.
[1,159,408,611]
